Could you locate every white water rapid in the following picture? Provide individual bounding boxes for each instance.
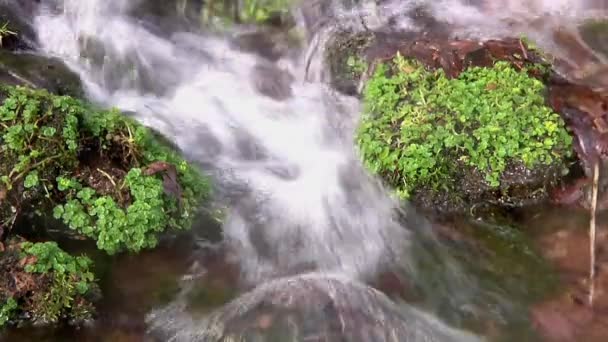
[34,0,418,288]
[22,0,607,341]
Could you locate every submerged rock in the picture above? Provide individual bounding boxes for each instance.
[146,273,482,342]
[579,19,608,60]
[251,62,294,100]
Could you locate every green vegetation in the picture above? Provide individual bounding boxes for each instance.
[0,85,210,254]
[0,22,16,47]
[346,55,367,76]
[0,240,98,326]
[239,0,291,23]
[201,0,292,26]
[19,241,96,323]
[0,298,17,326]
[357,53,572,204]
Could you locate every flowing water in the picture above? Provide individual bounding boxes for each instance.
[2,0,608,341]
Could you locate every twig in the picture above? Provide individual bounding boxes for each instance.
[589,160,599,306]
[96,168,117,187]
[518,38,528,60]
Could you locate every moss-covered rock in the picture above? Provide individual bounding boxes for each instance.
[357,54,573,212]
[0,86,210,255]
[0,237,98,327]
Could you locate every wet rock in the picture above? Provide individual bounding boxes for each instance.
[250,62,293,100]
[77,34,182,96]
[231,28,301,62]
[0,0,39,50]
[126,0,201,35]
[0,50,83,97]
[579,19,608,60]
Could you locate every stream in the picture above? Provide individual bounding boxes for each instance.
[2,0,608,341]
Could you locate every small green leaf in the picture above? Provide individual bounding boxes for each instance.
[24,172,39,189]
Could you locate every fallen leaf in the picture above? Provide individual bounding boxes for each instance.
[486,83,498,90]
[143,161,183,206]
[18,255,37,268]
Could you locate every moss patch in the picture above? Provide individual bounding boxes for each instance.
[0,85,210,254]
[357,53,573,210]
[0,238,98,326]
[325,30,375,95]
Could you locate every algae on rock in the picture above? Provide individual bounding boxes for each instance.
[357,53,573,211]
[0,85,211,255]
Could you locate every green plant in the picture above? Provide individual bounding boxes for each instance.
[346,55,367,76]
[200,0,293,27]
[54,168,180,254]
[357,53,572,200]
[0,85,210,254]
[0,297,17,327]
[240,0,291,23]
[19,241,95,323]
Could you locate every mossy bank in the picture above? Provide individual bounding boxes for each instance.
[356,52,573,212]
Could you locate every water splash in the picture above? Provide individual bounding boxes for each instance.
[147,272,482,342]
[34,0,415,286]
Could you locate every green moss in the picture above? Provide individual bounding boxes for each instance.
[326,30,374,95]
[357,53,572,203]
[201,0,292,28]
[346,55,368,77]
[0,85,210,254]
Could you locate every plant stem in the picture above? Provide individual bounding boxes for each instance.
[589,160,599,306]
[10,154,62,183]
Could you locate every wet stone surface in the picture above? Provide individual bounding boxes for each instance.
[0,51,83,97]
